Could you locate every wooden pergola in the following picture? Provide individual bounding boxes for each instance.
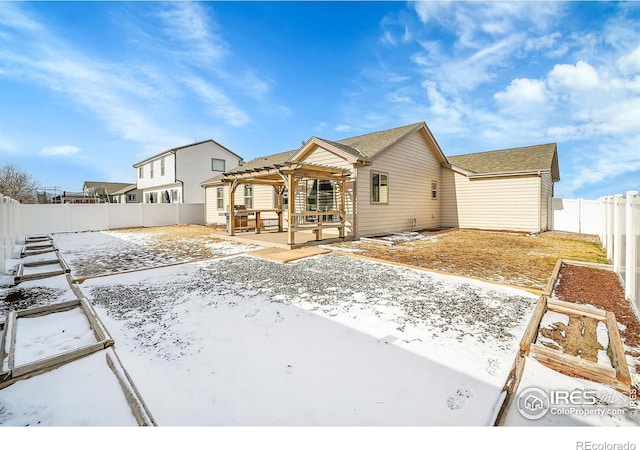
[219,162,351,245]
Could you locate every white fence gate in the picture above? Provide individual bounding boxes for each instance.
[599,191,640,310]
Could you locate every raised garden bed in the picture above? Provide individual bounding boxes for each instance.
[1,298,114,382]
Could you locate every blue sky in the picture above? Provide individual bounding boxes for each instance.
[1,1,639,199]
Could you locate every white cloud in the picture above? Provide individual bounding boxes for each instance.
[0,136,17,154]
[183,77,250,127]
[155,2,227,63]
[494,78,549,105]
[39,145,81,157]
[618,45,640,75]
[548,60,600,90]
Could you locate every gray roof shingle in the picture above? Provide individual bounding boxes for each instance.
[448,143,559,180]
[334,122,424,159]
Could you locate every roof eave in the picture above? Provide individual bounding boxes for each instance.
[291,137,363,165]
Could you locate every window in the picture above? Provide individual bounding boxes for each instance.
[244,185,253,209]
[127,193,136,202]
[371,172,388,204]
[150,162,154,179]
[212,158,226,172]
[138,167,143,178]
[171,189,179,202]
[160,158,165,176]
[216,187,224,210]
[431,181,437,200]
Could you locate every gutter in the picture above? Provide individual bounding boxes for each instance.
[444,163,551,179]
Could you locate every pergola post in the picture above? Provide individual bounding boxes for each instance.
[339,179,346,239]
[287,175,295,245]
[275,185,284,232]
[228,181,236,236]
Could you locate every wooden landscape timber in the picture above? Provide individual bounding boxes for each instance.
[105,349,157,426]
[518,295,630,395]
[496,282,632,425]
[0,298,114,385]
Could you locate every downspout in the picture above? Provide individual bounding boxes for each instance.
[538,170,542,233]
[173,149,184,203]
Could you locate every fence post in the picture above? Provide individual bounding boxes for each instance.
[599,197,606,247]
[613,194,624,273]
[625,191,638,303]
[1,195,5,274]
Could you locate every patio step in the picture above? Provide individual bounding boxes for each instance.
[248,246,331,263]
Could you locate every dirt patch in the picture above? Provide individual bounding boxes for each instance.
[539,314,604,363]
[553,262,640,386]
[332,229,608,291]
[109,225,237,261]
[54,226,259,279]
[0,286,67,318]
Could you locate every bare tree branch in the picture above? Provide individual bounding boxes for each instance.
[0,164,40,203]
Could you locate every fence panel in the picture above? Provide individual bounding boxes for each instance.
[551,198,602,234]
[0,195,22,274]
[599,191,639,311]
[634,196,640,308]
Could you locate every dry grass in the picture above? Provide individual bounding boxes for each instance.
[112,226,609,292]
[334,229,608,291]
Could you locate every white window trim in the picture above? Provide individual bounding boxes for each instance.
[371,171,389,204]
[216,187,224,210]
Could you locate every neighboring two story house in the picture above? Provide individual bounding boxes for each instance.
[133,139,243,204]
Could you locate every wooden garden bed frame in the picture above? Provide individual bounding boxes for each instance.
[494,258,632,425]
[0,298,114,382]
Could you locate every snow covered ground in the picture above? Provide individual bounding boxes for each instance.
[1,229,639,447]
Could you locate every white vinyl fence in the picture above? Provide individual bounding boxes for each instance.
[0,200,205,274]
[20,202,205,235]
[599,191,640,310]
[0,195,22,274]
[551,198,602,234]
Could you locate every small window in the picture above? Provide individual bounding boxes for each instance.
[216,187,224,210]
[138,167,143,178]
[371,172,388,204]
[212,158,226,172]
[431,181,437,200]
[244,185,253,209]
[150,162,154,179]
[171,189,179,202]
[160,158,166,176]
[127,193,136,202]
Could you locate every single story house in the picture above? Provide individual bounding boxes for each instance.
[59,181,135,204]
[201,122,559,245]
[133,139,243,204]
[111,184,142,204]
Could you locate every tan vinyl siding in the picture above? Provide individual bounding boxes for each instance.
[440,168,542,232]
[299,146,355,236]
[302,147,353,170]
[205,186,228,226]
[355,132,441,237]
